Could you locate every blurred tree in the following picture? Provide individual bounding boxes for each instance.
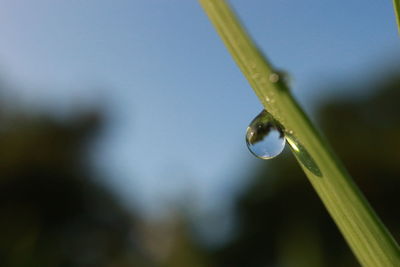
[211,73,400,267]
[0,110,152,266]
[139,214,212,267]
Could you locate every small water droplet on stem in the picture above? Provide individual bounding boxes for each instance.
[246,110,285,159]
[269,73,280,83]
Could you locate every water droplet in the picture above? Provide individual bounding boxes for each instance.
[269,73,280,83]
[269,70,292,91]
[246,110,285,159]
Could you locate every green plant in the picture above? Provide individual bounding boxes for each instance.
[199,0,400,266]
[394,0,400,33]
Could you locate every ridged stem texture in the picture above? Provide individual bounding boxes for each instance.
[199,0,400,266]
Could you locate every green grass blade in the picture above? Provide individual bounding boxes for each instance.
[394,0,400,34]
[199,0,400,266]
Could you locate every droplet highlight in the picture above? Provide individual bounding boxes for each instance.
[269,73,280,83]
[285,133,322,177]
[246,110,285,159]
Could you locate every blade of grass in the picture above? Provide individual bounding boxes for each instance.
[394,0,400,34]
[199,0,400,266]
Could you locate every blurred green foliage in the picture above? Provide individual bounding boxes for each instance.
[0,111,153,266]
[0,71,399,267]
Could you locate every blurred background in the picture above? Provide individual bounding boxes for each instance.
[0,0,399,266]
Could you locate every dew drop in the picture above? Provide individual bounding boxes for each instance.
[269,73,280,83]
[269,70,293,89]
[246,110,286,159]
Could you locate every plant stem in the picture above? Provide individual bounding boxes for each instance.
[394,0,400,34]
[199,0,400,266]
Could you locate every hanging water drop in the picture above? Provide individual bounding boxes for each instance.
[246,110,286,159]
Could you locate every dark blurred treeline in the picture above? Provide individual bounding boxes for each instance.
[0,111,153,266]
[0,95,208,266]
[0,70,399,267]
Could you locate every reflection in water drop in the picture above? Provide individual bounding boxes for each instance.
[246,110,285,159]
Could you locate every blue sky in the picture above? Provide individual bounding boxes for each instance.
[0,0,399,217]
